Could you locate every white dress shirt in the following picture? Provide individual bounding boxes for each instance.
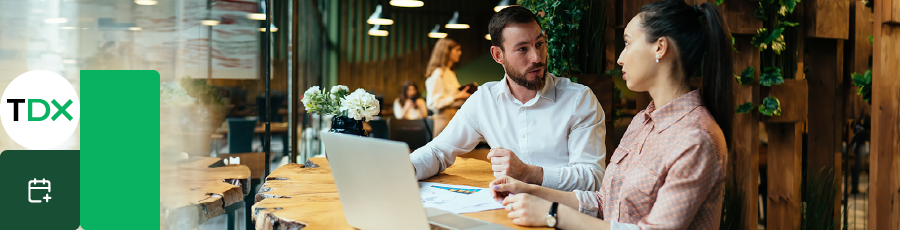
[410,74,607,191]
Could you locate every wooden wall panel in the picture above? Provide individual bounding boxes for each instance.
[766,122,804,230]
[882,0,900,23]
[869,0,900,226]
[846,1,874,120]
[805,0,851,39]
[805,38,844,225]
[731,34,760,230]
[692,0,764,35]
[765,79,808,123]
[619,0,658,27]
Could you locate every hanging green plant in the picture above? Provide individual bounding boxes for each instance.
[736,102,755,114]
[751,28,786,54]
[735,66,756,86]
[759,96,782,116]
[851,70,872,104]
[778,0,800,15]
[520,0,587,79]
[759,67,785,86]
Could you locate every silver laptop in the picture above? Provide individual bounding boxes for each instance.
[321,132,513,230]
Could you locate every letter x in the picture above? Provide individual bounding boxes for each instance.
[51,99,73,121]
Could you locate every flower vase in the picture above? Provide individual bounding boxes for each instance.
[329,115,368,136]
[326,115,367,161]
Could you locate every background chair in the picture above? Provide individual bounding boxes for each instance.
[389,118,433,151]
[227,118,257,153]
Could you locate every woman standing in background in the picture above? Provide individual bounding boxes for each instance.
[425,38,472,137]
[394,81,428,120]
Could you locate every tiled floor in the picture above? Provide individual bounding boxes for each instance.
[843,173,869,230]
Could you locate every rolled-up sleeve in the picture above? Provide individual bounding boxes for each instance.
[574,190,602,218]
[542,88,607,191]
[410,89,485,180]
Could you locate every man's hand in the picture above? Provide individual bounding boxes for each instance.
[487,147,542,184]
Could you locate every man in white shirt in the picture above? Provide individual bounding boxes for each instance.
[410,6,607,191]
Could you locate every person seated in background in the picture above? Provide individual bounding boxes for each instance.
[410,6,607,192]
[394,81,428,120]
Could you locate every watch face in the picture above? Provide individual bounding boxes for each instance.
[545,215,557,227]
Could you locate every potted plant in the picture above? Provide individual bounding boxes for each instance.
[159,77,228,157]
[301,85,379,136]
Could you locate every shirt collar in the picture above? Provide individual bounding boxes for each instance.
[491,74,558,103]
[644,90,703,133]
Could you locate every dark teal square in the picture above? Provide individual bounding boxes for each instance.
[0,150,80,230]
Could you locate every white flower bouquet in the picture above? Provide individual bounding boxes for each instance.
[301,85,380,121]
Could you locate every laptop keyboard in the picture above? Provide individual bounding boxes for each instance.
[429,213,490,230]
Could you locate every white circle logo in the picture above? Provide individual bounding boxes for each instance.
[0,70,80,150]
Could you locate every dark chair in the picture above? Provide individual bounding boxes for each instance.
[389,118,433,151]
[227,118,257,153]
[257,94,284,122]
[368,119,390,139]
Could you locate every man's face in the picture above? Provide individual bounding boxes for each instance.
[494,21,547,91]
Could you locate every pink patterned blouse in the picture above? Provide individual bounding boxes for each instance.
[574,90,727,229]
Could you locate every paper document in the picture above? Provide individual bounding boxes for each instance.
[418,182,505,214]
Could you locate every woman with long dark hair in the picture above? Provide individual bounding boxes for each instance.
[489,1,733,229]
[394,81,428,120]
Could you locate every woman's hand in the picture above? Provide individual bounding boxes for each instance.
[502,193,553,227]
[454,86,472,100]
[405,99,415,108]
[489,175,531,202]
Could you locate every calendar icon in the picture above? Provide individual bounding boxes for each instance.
[28,178,52,203]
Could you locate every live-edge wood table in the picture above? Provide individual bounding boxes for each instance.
[251,156,552,230]
[160,157,251,230]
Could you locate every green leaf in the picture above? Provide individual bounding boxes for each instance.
[736,102,754,114]
[758,96,782,116]
[736,66,755,85]
[771,34,786,55]
[780,21,799,27]
[779,0,799,14]
[732,36,739,52]
[754,2,766,19]
[716,0,724,6]
[751,28,769,49]
[759,67,785,86]
[764,27,785,44]
[868,35,874,44]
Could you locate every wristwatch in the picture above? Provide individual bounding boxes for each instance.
[546,202,559,229]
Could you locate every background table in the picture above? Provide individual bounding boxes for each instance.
[160,157,251,230]
[250,153,552,230]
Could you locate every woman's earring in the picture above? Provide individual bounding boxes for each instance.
[655,54,660,63]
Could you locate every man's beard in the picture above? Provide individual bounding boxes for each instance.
[504,60,547,91]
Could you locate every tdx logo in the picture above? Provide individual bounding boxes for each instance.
[5,99,74,121]
[1,70,80,149]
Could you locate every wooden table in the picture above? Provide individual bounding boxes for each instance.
[217,152,266,179]
[160,157,251,230]
[215,122,290,135]
[251,155,551,230]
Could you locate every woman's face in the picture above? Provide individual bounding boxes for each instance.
[449,45,462,64]
[617,15,661,92]
[405,85,417,98]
